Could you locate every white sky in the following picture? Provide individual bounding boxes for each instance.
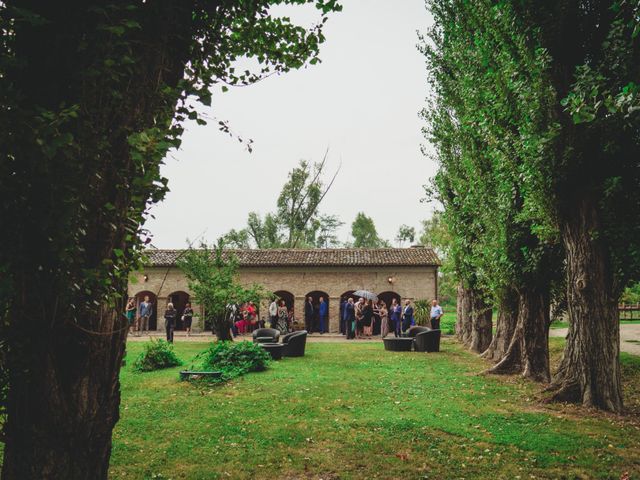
[145,0,437,249]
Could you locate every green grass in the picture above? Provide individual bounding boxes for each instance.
[551,319,640,329]
[109,340,640,479]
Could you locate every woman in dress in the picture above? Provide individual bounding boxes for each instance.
[125,298,136,334]
[276,299,289,333]
[183,302,194,337]
[362,299,374,337]
[379,301,389,338]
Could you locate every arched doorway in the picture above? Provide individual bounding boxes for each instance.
[274,290,294,311]
[134,290,157,331]
[378,291,401,336]
[304,290,330,333]
[168,291,190,330]
[378,291,401,310]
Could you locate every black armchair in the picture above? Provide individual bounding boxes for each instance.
[414,329,441,352]
[282,330,307,357]
[406,326,431,337]
[252,328,280,344]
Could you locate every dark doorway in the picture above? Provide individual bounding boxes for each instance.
[134,290,157,330]
[168,291,190,330]
[304,290,330,333]
[274,290,294,311]
[377,291,401,336]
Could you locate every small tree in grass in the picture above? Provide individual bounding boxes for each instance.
[178,242,268,341]
[133,340,182,372]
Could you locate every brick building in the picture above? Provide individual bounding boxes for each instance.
[128,247,440,333]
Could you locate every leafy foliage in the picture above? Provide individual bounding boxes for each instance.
[223,159,343,248]
[395,225,416,247]
[178,242,268,339]
[350,212,390,248]
[196,341,271,381]
[133,340,182,372]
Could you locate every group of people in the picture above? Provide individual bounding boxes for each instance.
[124,295,194,343]
[269,298,294,333]
[339,297,444,339]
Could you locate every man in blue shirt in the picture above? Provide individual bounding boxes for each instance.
[430,299,444,330]
[318,296,328,334]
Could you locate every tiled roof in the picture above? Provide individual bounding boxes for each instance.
[145,247,441,267]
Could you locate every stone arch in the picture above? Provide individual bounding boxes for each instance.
[304,290,330,333]
[378,291,401,310]
[167,291,190,330]
[134,290,157,331]
[274,290,294,311]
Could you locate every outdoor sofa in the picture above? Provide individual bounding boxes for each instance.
[281,330,307,357]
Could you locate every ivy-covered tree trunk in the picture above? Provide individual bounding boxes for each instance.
[549,197,622,411]
[2,310,127,479]
[487,287,550,382]
[482,289,518,362]
[456,283,473,346]
[469,294,492,354]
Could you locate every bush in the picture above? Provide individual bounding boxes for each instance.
[197,341,270,381]
[414,299,431,326]
[133,339,182,372]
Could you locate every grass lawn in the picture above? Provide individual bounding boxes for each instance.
[551,320,640,329]
[110,339,640,479]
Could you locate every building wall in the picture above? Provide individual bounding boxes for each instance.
[128,265,438,333]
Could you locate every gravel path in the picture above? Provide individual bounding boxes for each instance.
[549,323,640,356]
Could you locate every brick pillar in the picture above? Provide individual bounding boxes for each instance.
[295,295,306,331]
[156,297,167,332]
[190,302,204,333]
[329,296,340,333]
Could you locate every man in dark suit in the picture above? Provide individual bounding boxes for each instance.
[304,296,314,332]
[401,299,414,334]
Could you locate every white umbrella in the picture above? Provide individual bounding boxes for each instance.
[353,290,378,301]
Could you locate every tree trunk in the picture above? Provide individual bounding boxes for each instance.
[469,293,493,354]
[548,197,622,411]
[2,309,127,479]
[482,288,518,362]
[486,287,550,382]
[456,283,473,346]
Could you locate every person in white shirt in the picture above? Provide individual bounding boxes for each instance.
[269,298,278,329]
[430,299,444,330]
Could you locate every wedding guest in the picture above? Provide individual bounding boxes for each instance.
[430,299,444,330]
[305,296,314,332]
[164,302,177,343]
[402,299,414,334]
[380,301,389,338]
[138,295,153,335]
[183,302,194,337]
[390,298,402,337]
[318,296,328,334]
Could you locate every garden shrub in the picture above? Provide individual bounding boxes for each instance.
[197,341,270,381]
[133,339,182,372]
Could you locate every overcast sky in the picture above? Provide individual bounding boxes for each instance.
[145,0,437,249]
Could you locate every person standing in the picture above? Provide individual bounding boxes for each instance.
[390,298,402,337]
[276,300,289,333]
[269,298,278,329]
[318,296,328,334]
[362,300,374,337]
[125,298,136,334]
[340,297,348,335]
[345,297,356,339]
[304,296,314,332]
[138,295,153,335]
[401,300,414,334]
[380,301,389,338]
[354,298,364,339]
[164,302,177,343]
[430,299,444,330]
[183,302,194,337]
